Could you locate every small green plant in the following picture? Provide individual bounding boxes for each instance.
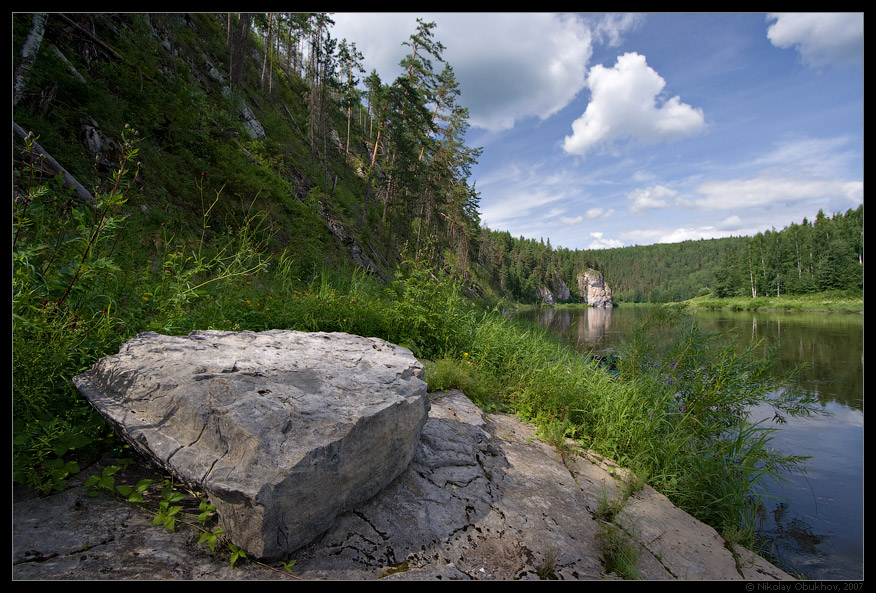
[152,479,188,532]
[594,485,624,524]
[227,543,247,568]
[536,545,559,580]
[597,525,642,580]
[197,527,226,554]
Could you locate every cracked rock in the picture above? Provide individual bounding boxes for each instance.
[73,330,429,560]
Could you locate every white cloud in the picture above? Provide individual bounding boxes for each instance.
[694,177,863,209]
[752,136,860,179]
[627,185,679,214]
[586,207,615,219]
[593,13,644,47]
[588,232,624,249]
[445,13,594,131]
[767,13,864,68]
[563,52,705,157]
[622,226,737,245]
[331,13,654,133]
[559,216,583,225]
[478,187,566,230]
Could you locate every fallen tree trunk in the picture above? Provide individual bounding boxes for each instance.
[13,121,97,206]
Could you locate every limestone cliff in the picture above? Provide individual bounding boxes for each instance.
[577,269,613,308]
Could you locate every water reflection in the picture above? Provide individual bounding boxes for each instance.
[536,307,615,348]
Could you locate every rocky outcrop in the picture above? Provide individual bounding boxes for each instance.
[577,269,613,307]
[536,273,572,304]
[72,330,430,561]
[13,389,792,580]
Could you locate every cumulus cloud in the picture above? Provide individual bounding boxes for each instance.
[563,52,705,157]
[767,13,864,68]
[627,185,679,214]
[559,215,584,225]
[588,232,624,249]
[333,13,596,132]
[332,13,653,133]
[444,13,594,131]
[694,177,863,209]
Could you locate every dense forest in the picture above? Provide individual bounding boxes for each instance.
[712,206,864,298]
[13,13,863,308]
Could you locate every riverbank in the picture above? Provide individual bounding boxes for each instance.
[685,290,862,313]
[13,389,794,581]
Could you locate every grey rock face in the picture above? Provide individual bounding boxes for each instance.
[73,330,429,560]
[577,269,613,307]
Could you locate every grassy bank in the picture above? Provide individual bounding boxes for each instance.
[687,291,863,313]
[13,151,819,555]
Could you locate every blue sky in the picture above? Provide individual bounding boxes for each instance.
[331,13,863,250]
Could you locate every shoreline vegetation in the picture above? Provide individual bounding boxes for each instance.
[510,290,863,314]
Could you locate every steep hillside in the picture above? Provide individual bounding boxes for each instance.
[13,13,463,285]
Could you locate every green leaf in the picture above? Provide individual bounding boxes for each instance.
[116,484,133,497]
[163,515,176,532]
[102,465,121,477]
[134,478,154,492]
[126,492,145,503]
[198,531,218,553]
[167,491,186,503]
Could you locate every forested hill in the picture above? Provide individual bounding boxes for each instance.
[474,203,863,304]
[13,13,863,305]
[13,13,482,290]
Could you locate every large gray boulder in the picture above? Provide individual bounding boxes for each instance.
[72,330,429,560]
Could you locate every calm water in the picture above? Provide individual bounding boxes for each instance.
[514,305,863,580]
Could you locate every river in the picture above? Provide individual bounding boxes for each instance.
[513,305,863,580]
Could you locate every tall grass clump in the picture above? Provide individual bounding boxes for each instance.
[591,306,819,545]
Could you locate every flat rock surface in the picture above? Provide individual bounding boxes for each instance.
[13,390,793,581]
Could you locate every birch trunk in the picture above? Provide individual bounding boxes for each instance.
[13,13,48,107]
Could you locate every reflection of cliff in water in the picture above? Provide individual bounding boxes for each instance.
[577,306,612,348]
[533,307,614,351]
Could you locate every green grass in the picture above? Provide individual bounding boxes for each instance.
[688,290,863,313]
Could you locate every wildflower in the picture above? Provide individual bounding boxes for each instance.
[649,410,653,420]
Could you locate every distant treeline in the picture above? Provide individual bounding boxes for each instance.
[473,205,862,303]
[712,206,863,298]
